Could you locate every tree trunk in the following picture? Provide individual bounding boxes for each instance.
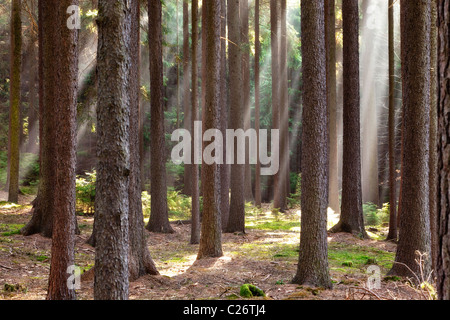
[226,0,245,234]
[254,0,262,208]
[146,0,174,234]
[437,0,450,300]
[241,0,253,203]
[197,0,223,259]
[330,0,368,239]
[389,0,431,278]
[7,0,22,204]
[293,0,332,289]
[46,0,79,300]
[190,0,200,245]
[386,0,398,241]
[183,0,192,197]
[128,0,159,281]
[94,0,131,300]
[325,0,340,214]
[219,0,230,229]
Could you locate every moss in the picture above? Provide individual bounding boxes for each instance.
[239,284,266,298]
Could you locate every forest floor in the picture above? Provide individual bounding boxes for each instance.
[0,191,430,300]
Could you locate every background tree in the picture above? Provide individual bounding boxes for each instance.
[293,0,332,289]
[254,0,262,207]
[197,0,223,259]
[226,0,245,234]
[147,0,174,234]
[389,0,431,278]
[325,0,339,214]
[7,0,21,204]
[94,0,131,300]
[330,0,367,239]
[437,0,450,300]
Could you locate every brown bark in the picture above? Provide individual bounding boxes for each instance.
[190,0,200,245]
[94,0,131,300]
[226,0,245,234]
[146,0,174,234]
[293,0,332,289]
[197,0,223,259]
[325,0,340,213]
[7,0,21,204]
[128,0,159,281]
[389,0,432,278]
[183,0,192,197]
[386,0,398,241]
[46,0,79,300]
[436,0,450,300]
[330,0,368,239]
[254,0,262,208]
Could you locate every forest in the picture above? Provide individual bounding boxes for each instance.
[0,0,449,304]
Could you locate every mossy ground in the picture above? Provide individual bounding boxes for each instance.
[0,196,423,300]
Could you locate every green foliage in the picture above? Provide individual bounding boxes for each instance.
[75,171,96,215]
[239,284,266,298]
[0,223,25,236]
[142,188,192,221]
[363,202,391,226]
[288,173,301,208]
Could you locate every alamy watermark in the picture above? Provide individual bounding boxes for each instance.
[67,5,81,30]
[171,122,280,176]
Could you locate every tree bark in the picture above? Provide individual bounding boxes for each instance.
[226,0,245,234]
[94,0,131,300]
[7,0,22,204]
[436,0,450,300]
[183,0,192,197]
[254,0,262,208]
[46,0,79,301]
[325,0,340,214]
[146,0,174,234]
[197,0,223,259]
[128,0,159,281]
[190,0,200,245]
[330,0,368,239]
[389,0,432,278]
[293,0,332,289]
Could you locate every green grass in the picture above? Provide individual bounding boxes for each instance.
[0,223,24,236]
[246,220,300,231]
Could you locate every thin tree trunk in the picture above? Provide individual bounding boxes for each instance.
[330,0,368,239]
[197,0,223,259]
[190,0,200,245]
[94,0,131,300]
[389,0,432,278]
[183,0,192,197]
[7,0,22,204]
[386,0,398,241]
[226,0,245,234]
[254,0,262,208]
[293,0,332,290]
[325,0,340,214]
[146,0,174,234]
[437,0,450,300]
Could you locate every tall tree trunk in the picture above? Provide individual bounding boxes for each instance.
[226,0,245,234]
[389,0,431,278]
[94,0,131,300]
[128,0,159,281]
[183,0,192,197]
[325,0,340,214]
[429,0,439,271]
[197,0,223,259]
[190,0,200,245]
[7,0,22,204]
[254,0,262,208]
[219,0,230,229]
[146,0,174,234]
[278,0,288,212]
[386,0,398,241]
[293,0,332,289]
[330,0,368,239]
[241,0,253,203]
[46,0,79,300]
[437,0,450,300]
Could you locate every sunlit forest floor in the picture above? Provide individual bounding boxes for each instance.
[0,192,426,300]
